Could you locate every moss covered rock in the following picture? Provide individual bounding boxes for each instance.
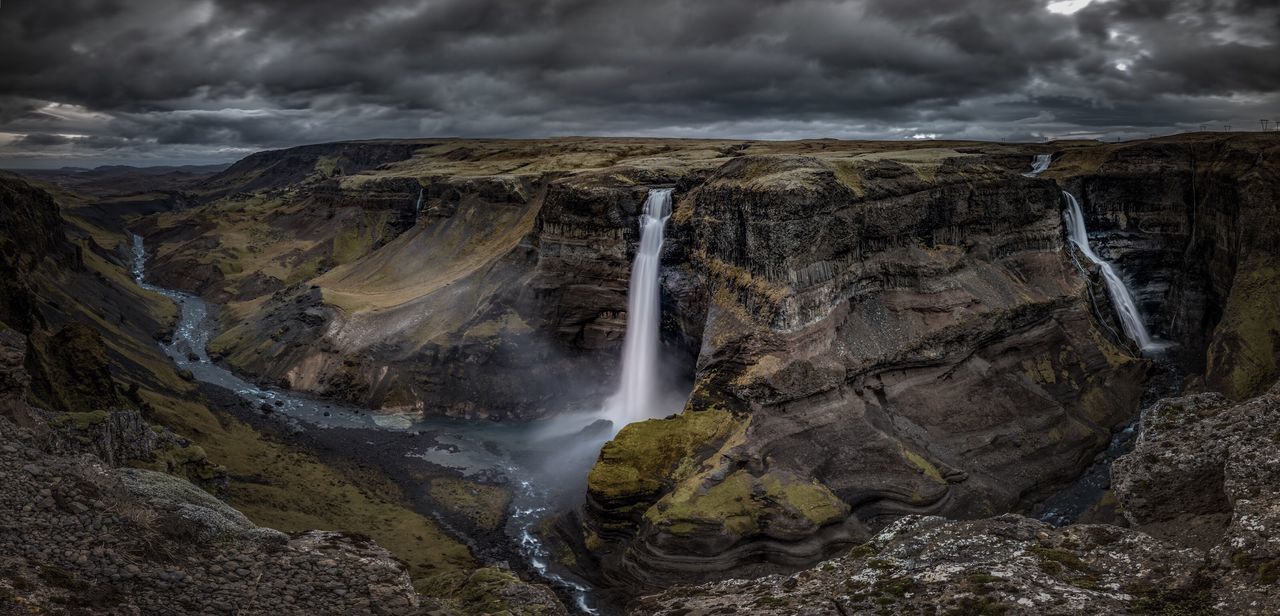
[645,469,848,549]
[428,478,511,532]
[1205,257,1280,400]
[586,407,740,528]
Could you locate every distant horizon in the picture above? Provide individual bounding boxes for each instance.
[3,128,1268,170]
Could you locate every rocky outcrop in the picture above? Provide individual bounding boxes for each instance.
[0,173,81,333]
[1112,382,1280,614]
[634,514,1210,615]
[632,380,1280,615]
[0,414,423,615]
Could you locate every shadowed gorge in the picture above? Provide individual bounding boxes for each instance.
[4,131,1280,615]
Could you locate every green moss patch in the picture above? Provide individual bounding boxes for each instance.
[428,478,511,532]
[1206,259,1280,399]
[901,445,945,483]
[331,213,390,265]
[418,567,563,615]
[587,407,739,504]
[645,469,848,538]
[49,409,110,430]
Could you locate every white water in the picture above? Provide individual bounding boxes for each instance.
[603,188,674,430]
[1024,153,1052,177]
[1061,191,1161,353]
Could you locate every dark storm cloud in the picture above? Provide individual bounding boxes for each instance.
[1,0,1278,167]
[14,133,73,146]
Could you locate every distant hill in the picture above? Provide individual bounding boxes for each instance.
[10,163,230,199]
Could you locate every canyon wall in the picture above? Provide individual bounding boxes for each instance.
[137,135,1279,591]
[577,149,1150,589]
[1050,136,1280,399]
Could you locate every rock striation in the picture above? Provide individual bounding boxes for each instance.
[632,379,1280,615]
[579,148,1148,588]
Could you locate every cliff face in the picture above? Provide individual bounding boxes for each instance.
[185,166,672,419]
[145,141,792,416]
[1049,135,1280,400]
[0,173,81,333]
[580,149,1148,588]
[136,135,1279,594]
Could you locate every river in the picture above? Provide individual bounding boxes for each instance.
[130,234,608,613]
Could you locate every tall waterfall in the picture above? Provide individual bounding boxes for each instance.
[605,188,674,428]
[1061,191,1159,353]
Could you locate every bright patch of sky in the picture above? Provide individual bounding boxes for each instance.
[1046,0,1097,15]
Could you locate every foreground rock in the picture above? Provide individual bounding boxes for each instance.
[632,381,1280,615]
[1113,382,1280,615]
[0,416,421,615]
[632,514,1208,615]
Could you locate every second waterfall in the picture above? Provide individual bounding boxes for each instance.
[1061,190,1161,353]
[605,188,675,429]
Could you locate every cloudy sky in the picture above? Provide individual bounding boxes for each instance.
[1,0,1277,167]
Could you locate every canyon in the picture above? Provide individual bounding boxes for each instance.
[2,132,1278,614]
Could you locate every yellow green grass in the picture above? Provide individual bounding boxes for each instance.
[428,478,512,532]
[139,390,474,587]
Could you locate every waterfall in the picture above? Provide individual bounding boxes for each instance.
[414,187,424,217]
[1061,191,1160,353]
[604,188,674,429]
[1024,154,1052,177]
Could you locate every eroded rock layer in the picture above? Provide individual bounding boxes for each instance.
[633,380,1280,615]
[581,149,1148,588]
